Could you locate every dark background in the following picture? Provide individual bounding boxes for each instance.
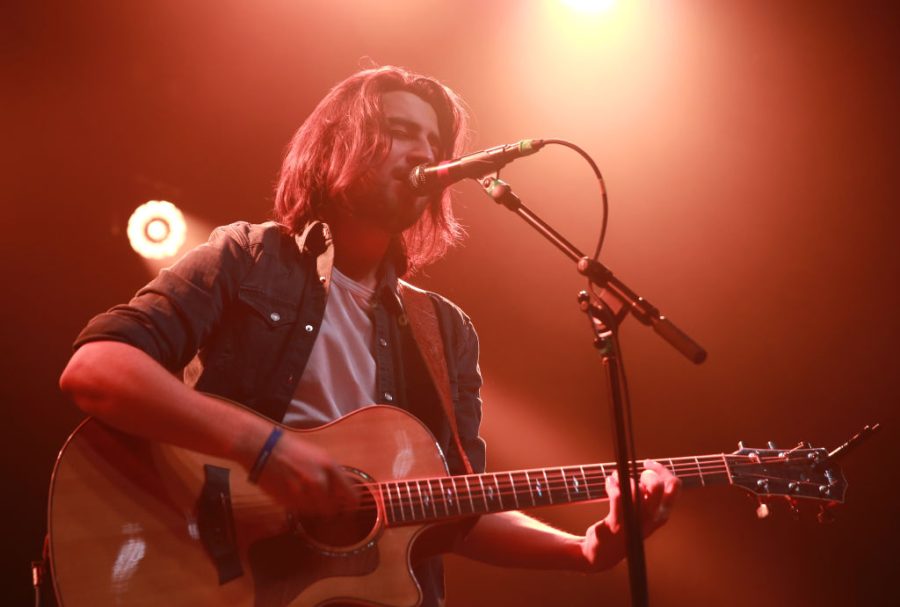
[3,1,899,604]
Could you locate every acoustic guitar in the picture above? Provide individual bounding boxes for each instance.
[47,397,858,606]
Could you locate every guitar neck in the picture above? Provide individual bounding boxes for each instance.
[379,454,733,526]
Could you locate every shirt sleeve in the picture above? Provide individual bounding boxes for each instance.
[442,303,487,475]
[73,223,255,371]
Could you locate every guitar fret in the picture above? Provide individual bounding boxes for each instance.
[541,470,553,504]
[395,484,406,522]
[381,484,394,523]
[449,478,461,515]
[478,476,489,511]
[585,465,603,500]
[427,479,438,518]
[524,471,536,505]
[507,472,520,508]
[579,465,591,499]
[543,468,566,504]
[664,460,677,489]
[493,474,504,510]
[437,479,450,516]
[463,476,476,513]
[695,456,705,486]
[494,473,513,512]
[561,467,572,502]
[484,476,497,508]
[599,464,611,497]
[405,482,415,521]
[722,455,734,484]
[415,481,427,519]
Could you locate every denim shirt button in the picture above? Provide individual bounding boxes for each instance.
[383,392,394,403]
[270,312,281,322]
[304,324,314,333]
[378,337,388,348]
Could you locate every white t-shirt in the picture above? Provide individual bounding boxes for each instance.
[281,268,378,428]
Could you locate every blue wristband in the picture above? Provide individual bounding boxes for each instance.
[248,426,284,484]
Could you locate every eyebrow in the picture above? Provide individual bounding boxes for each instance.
[386,117,442,150]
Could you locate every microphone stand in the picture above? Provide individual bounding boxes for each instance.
[478,177,706,607]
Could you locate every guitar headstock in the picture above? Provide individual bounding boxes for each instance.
[726,441,847,519]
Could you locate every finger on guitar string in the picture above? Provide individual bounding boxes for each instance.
[638,467,664,532]
[641,459,680,528]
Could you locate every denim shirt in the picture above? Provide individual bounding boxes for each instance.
[74,220,486,606]
[74,220,486,474]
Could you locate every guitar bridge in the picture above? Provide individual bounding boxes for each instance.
[197,464,244,584]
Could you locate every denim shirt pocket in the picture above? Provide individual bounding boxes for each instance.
[233,287,300,396]
[237,287,299,328]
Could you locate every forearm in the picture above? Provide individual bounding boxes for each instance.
[455,511,594,572]
[59,341,270,470]
[464,464,682,574]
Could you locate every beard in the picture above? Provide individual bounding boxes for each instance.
[344,173,433,234]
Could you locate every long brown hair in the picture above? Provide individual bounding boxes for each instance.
[273,66,469,275]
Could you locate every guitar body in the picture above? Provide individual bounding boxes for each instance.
[48,404,449,607]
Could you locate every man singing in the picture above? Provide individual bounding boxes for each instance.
[60,65,679,606]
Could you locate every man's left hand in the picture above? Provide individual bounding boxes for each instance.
[580,459,681,572]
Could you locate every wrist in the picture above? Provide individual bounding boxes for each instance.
[219,403,276,471]
[580,520,626,573]
[247,426,284,483]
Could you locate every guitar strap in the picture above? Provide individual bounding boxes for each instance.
[399,283,475,475]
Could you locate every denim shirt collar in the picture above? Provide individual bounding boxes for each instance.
[293,220,404,315]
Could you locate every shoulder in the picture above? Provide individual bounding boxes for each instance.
[208,221,294,256]
[399,280,477,339]
[209,221,292,249]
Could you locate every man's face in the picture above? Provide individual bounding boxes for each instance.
[346,90,442,234]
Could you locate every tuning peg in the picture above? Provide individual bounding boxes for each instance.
[817,505,836,524]
[738,440,745,450]
[755,499,770,520]
[767,441,777,449]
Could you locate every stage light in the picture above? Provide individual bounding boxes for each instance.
[126,200,187,259]
[561,0,617,15]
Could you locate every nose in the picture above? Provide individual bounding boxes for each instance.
[407,134,436,166]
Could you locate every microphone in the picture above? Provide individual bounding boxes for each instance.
[408,139,545,194]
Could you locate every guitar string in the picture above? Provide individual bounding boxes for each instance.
[227,463,722,510]
[228,469,833,528]
[362,466,823,511]
[361,455,820,501]
[228,457,829,519]
[228,456,819,509]
[229,453,818,509]
[368,472,830,523]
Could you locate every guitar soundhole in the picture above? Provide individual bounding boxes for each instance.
[296,476,378,551]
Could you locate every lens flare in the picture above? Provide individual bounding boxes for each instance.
[127,200,187,259]
[561,0,617,15]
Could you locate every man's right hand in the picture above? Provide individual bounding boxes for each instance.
[251,432,360,517]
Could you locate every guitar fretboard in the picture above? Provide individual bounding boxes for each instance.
[378,455,733,526]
